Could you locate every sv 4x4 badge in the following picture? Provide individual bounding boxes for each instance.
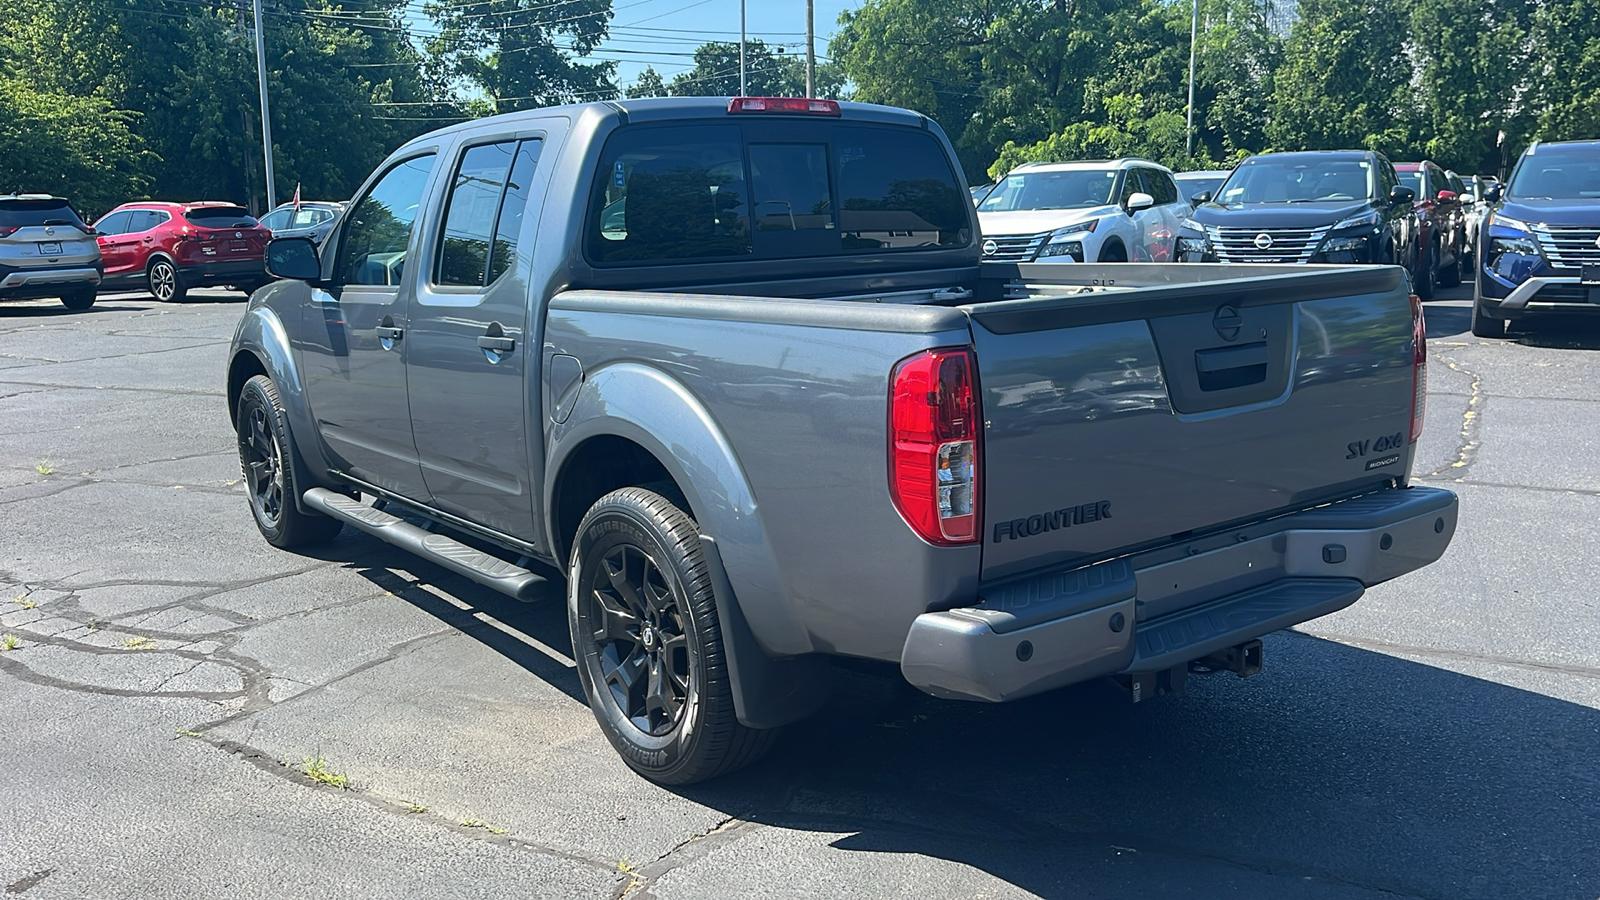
[1348,431,1405,470]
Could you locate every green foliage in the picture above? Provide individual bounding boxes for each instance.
[624,40,843,101]
[989,94,1198,179]
[424,0,614,111]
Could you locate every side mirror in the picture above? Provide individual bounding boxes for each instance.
[1191,191,1212,205]
[1437,189,1457,202]
[266,237,322,281]
[1485,183,1502,202]
[1390,185,1416,204]
[1126,191,1155,213]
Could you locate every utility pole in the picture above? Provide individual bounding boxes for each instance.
[805,0,815,97]
[252,0,276,210]
[739,0,747,96]
[1185,0,1198,158]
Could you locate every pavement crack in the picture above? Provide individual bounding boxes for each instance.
[624,816,762,900]
[1419,349,1484,480]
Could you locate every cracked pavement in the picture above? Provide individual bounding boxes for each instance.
[2,288,1598,899]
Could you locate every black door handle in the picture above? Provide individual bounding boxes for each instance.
[477,335,515,352]
[376,325,403,341]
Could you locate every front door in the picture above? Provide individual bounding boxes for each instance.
[93,211,134,283]
[407,136,550,542]
[299,152,439,500]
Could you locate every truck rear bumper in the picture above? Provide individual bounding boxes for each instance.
[900,486,1458,702]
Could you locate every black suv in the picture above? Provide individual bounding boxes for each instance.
[1176,150,1421,288]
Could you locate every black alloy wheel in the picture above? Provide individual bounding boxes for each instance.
[147,258,187,302]
[235,375,342,548]
[1438,239,1462,288]
[569,486,775,784]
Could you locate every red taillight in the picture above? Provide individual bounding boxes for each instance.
[889,347,981,545]
[727,96,842,116]
[0,226,17,237]
[1410,292,1427,442]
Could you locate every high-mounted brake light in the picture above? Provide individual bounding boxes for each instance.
[889,347,981,545]
[1410,292,1427,443]
[727,97,842,116]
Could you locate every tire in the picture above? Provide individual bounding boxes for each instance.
[1470,295,1508,339]
[1438,241,1462,288]
[147,258,186,302]
[235,374,343,548]
[1413,244,1436,299]
[569,486,776,785]
[60,287,96,311]
[1097,241,1128,263]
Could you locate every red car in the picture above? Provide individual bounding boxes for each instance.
[1393,162,1468,298]
[93,202,271,301]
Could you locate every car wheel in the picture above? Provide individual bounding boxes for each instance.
[60,288,96,311]
[1413,244,1436,300]
[1438,242,1462,288]
[1097,241,1128,263]
[569,486,776,785]
[1470,295,1508,339]
[235,374,343,548]
[147,259,187,302]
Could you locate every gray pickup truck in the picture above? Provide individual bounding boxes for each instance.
[228,96,1457,784]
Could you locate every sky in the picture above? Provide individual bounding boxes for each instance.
[596,0,861,90]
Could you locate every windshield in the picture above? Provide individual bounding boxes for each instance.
[979,169,1117,212]
[1217,158,1374,203]
[1508,148,1600,200]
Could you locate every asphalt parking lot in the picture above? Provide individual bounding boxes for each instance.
[2,285,1598,900]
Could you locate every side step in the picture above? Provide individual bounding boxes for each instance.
[302,487,546,601]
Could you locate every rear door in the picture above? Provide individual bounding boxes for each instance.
[406,131,555,541]
[967,267,1418,587]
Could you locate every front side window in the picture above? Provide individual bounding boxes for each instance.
[338,154,437,286]
[259,209,291,231]
[94,210,132,235]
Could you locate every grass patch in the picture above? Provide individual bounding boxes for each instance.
[403,800,428,814]
[9,594,35,610]
[301,754,349,789]
[34,460,53,475]
[175,729,203,738]
[459,818,506,835]
[1,634,19,651]
[120,635,154,650]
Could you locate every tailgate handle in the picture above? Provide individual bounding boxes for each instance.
[1195,341,1268,391]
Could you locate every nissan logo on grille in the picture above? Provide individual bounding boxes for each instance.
[1253,232,1274,250]
[982,239,998,256]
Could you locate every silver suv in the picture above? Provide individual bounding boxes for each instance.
[0,194,102,310]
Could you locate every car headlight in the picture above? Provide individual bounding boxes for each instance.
[1322,236,1368,253]
[1486,234,1542,283]
[1047,220,1099,242]
[1332,210,1380,230]
[1489,236,1539,257]
[1177,237,1210,255]
[1487,213,1531,234]
[1038,240,1085,261]
[1180,217,1204,233]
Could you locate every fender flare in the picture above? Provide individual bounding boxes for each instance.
[546,362,830,727]
[228,303,340,508]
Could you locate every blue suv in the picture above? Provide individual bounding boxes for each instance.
[1474,140,1600,337]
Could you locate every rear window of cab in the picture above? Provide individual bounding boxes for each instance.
[585,122,972,266]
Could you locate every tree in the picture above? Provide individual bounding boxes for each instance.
[626,66,669,99]
[1267,0,1421,158]
[425,0,615,111]
[1529,0,1600,147]
[1410,0,1535,174]
[988,93,1192,178]
[662,40,843,99]
[0,78,151,214]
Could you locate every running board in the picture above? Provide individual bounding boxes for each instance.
[302,487,546,601]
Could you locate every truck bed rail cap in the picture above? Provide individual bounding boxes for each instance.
[551,290,971,334]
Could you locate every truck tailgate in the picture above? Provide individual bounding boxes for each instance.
[968,265,1420,582]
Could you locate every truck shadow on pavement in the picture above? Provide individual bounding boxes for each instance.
[330,533,1597,899]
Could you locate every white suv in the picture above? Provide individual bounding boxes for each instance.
[976,159,1189,263]
[0,194,102,310]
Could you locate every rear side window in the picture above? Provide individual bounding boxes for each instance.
[435,138,543,287]
[184,206,257,228]
[1142,169,1179,205]
[130,210,169,233]
[584,122,970,265]
[0,199,86,229]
